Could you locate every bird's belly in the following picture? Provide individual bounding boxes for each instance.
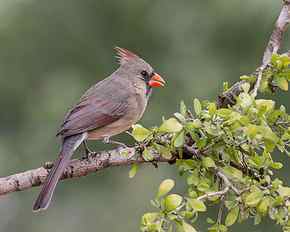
[87,118,132,140]
[87,91,147,140]
[87,111,140,140]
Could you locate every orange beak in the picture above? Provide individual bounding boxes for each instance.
[148,73,165,88]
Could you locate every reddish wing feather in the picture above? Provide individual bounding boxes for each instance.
[57,98,128,137]
[57,49,138,138]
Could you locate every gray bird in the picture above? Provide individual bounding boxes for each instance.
[33,47,165,211]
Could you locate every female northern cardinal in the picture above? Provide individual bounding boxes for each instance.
[33,47,165,211]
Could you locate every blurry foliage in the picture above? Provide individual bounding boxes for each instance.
[131,55,290,231]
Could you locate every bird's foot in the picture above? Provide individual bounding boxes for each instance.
[103,136,128,148]
[125,131,133,137]
[82,141,96,159]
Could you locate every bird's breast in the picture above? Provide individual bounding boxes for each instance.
[133,83,149,118]
[87,87,148,140]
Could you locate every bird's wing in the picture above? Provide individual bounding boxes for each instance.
[57,79,130,138]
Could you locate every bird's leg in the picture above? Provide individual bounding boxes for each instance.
[82,140,95,159]
[125,131,133,137]
[103,136,136,160]
[103,136,128,148]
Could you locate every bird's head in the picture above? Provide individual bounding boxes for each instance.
[115,47,165,90]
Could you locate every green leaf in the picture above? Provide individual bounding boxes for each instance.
[157,179,175,198]
[141,212,159,224]
[204,122,222,136]
[282,130,290,141]
[239,92,253,109]
[208,223,228,232]
[131,124,151,142]
[164,194,183,211]
[174,130,185,147]
[225,200,237,209]
[186,119,202,129]
[262,127,279,143]
[254,214,262,225]
[182,221,197,232]
[240,75,256,82]
[271,53,279,64]
[222,167,243,181]
[270,162,283,169]
[223,81,229,91]
[154,144,172,159]
[193,98,202,116]
[225,206,239,226]
[129,163,138,178]
[188,199,207,212]
[279,54,290,67]
[244,189,263,207]
[197,180,210,192]
[183,211,194,220]
[187,170,200,186]
[216,109,232,118]
[202,157,216,169]
[206,217,215,224]
[272,178,283,189]
[275,77,288,91]
[255,99,275,112]
[159,118,183,133]
[180,100,187,116]
[208,103,217,116]
[257,198,270,215]
[174,112,186,123]
[196,138,207,150]
[142,148,154,161]
[277,186,290,198]
[244,125,258,139]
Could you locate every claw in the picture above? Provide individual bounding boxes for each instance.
[82,141,95,159]
[103,136,128,148]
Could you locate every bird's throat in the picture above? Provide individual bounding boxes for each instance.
[146,86,152,98]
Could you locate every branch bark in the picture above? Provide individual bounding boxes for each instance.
[196,170,241,201]
[252,0,290,97]
[0,147,171,196]
[1,1,290,197]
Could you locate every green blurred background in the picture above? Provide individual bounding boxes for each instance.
[0,0,289,231]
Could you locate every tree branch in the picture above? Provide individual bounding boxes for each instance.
[262,0,290,65]
[252,0,290,97]
[218,0,290,106]
[197,186,229,201]
[196,170,240,201]
[0,147,172,196]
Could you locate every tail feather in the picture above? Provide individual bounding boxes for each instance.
[33,133,86,212]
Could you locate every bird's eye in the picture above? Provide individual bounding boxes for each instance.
[141,70,148,77]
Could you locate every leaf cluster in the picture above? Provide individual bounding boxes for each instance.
[130,54,290,232]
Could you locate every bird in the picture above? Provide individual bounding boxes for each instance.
[33,47,165,212]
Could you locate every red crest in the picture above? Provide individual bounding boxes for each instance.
[114,47,139,64]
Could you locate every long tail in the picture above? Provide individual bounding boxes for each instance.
[33,133,86,212]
